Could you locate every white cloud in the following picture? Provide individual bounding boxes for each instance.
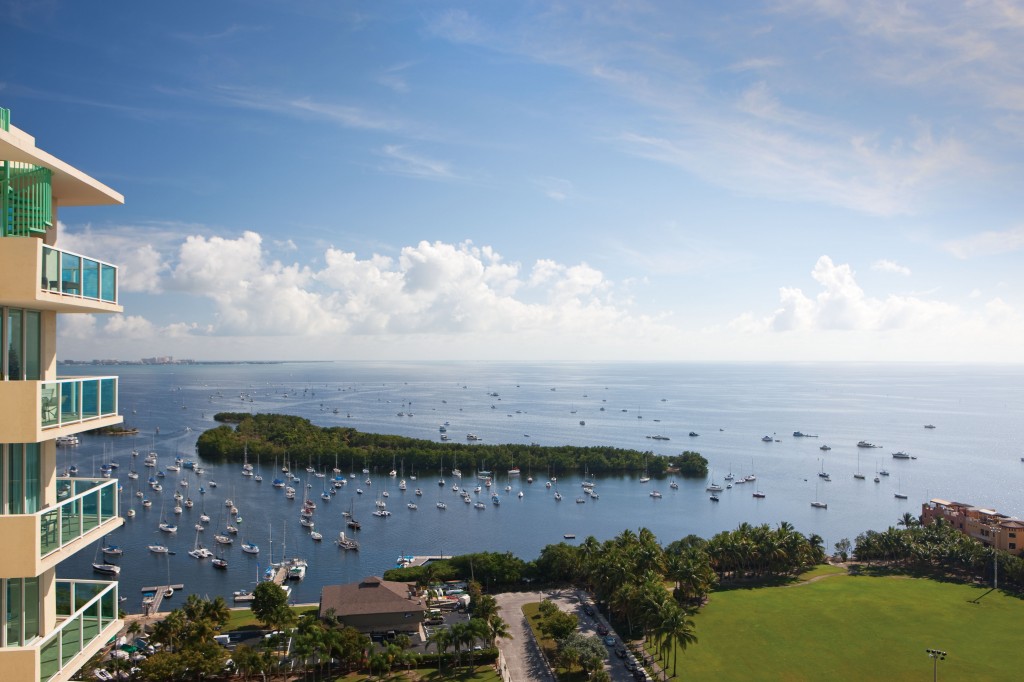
[745,255,959,332]
[872,259,911,276]
[942,226,1024,259]
[57,223,172,293]
[379,145,456,180]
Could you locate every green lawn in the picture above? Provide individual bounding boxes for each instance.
[223,604,318,632]
[668,571,1020,681]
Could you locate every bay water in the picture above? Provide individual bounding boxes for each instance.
[58,362,1024,612]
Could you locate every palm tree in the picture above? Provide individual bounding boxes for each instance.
[657,601,698,678]
[897,512,920,528]
[426,626,452,672]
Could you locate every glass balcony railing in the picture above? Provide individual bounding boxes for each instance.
[40,377,118,429]
[39,579,119,682]
[39,478,119,558]
[41,246,117,304]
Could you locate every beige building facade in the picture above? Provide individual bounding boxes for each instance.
[921,498,1024,556]
[1,108,126,682]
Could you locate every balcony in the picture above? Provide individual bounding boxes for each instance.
[42,580,122,682]
[0,377,121,443]
[0,237,121,313]
[0,580,120,682]
[0,478,122,579]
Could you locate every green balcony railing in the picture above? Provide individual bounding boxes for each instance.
[40,377,118,430]
[39,478,119,557]
[41,245,118,303]
[39,579,119,682]
[2,161,52,237]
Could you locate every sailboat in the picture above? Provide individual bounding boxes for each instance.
[336,530,359,550]
[101,534,123,556]
[254,452,263,482]
[854,452,866,480]
[894,477,908,500]
[158,501,177,533]
[811,481,828,509]
[188,528,213,559]
[92,542,120,575]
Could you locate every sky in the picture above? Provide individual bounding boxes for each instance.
[3,0,1024,362]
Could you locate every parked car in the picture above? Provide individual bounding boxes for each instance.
[596,624,609,636]
[604,635,616,646]
[615,646,627,658]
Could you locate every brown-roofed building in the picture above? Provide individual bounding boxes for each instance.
[319,576,427,634]
[922,499,1024,556]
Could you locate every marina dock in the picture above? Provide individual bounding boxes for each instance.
[403,555,451,567]
[140,584,184,616]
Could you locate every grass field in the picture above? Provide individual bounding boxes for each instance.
[223,604,318,631]
[670,570,1020,681]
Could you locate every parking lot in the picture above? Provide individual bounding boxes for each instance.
[495,589,651,682]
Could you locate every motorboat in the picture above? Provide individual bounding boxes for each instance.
[241,542,259,554]
[761,435,773,442]
[857,441,880,448]
[891,451,911,459]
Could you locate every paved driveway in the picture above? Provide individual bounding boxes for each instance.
[494,589,643,682]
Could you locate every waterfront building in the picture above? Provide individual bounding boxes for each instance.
[319,576,426,636]
[921,499,1024,556]
[1,107,125,681]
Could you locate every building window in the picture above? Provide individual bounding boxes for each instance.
[1,307,41,381]
[2,443,42,515]
[1010,532,1017,539]
[1011,543,1017,550]
[2,577,40,646]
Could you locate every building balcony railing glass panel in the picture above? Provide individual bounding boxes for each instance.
[39,579,118,682]
[41,246,117,304]
[40,377,118,429]
[39,478,119,557]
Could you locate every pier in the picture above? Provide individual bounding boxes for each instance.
[140,584,184,616]
[403,555,451,567]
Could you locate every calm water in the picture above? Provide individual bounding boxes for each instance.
[58,362,1024,612]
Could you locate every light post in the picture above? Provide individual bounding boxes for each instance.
[926,648,946,682]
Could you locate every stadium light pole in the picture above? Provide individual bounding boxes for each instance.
[926,648,946,682]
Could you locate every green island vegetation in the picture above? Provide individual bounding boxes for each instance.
[85,513,1024,681]
[197,412,709,477]
[86,424,140,436]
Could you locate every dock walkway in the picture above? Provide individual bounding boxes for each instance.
[140,584,184,616]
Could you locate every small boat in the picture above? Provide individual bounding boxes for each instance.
[669,481,679,489]
[891,451,911,459]
[811,501,828,509]
[92,562,120,575]
[148,545,169,553]
[336,531,359,550]
[241,542,259,554]
[563,533,576,539]
[649,491,662,499]
[233,589,255,602]
[761,435,773,442]
[709,495,720,502]
[310,531,323,541]
[689,432,699,437]
[407,503,418,510]
[857,441,880,448]
[820,445,831,451]
[436,502,447,510]
[158,522,177,533]
[924,424,936,429]
[752,491,766,499]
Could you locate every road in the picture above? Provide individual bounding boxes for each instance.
[494,588,646,682]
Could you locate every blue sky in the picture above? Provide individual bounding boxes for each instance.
[4,1,1023,361]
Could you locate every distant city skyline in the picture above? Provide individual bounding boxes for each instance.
[5,1,1023,362]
